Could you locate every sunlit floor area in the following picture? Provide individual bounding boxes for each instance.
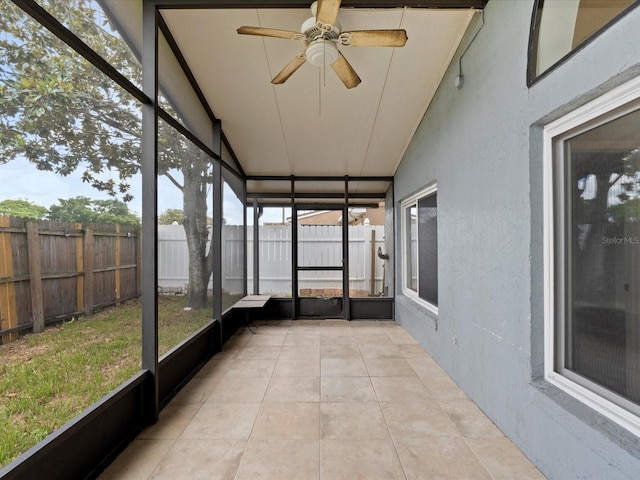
[99,319,545,480]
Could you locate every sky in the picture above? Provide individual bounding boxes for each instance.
[1,157,148,217]
[0,157,286,225]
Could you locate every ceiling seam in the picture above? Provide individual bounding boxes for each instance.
[256,8,295,175]
[357,7,406,178]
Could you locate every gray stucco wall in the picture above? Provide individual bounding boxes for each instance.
[393,1,640,479]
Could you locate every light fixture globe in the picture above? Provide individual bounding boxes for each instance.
[305,39,339,67]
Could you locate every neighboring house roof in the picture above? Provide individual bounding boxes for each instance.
[290,205,385,225]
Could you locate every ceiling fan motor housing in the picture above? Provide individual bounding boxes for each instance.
[301,16,342,41]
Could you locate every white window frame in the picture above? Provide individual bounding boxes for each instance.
[401,183,438,315]
[543,75,640,436]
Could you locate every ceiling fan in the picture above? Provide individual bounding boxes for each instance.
[237,0,408,89]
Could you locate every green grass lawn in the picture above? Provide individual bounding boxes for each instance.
[0,296,212,468]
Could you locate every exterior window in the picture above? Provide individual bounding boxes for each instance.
[529,0,637,83]
[402,185,438,312]
[544,76,640,434]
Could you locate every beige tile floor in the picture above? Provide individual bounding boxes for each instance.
[100,320,545,480]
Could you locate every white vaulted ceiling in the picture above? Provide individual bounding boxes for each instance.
[161,7,474,178]
[103,1,480,197]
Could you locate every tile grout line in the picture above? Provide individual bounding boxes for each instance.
[415,359,503,480]
[317,327,322,480]
[373,346,410,480]
[233,328,284,480]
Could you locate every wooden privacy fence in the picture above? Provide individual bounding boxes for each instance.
[0,216,140,344]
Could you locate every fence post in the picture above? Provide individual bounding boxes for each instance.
[370,228,376,296]
[115,224,121,303]
[75,223,84,313]
[84,227,94,316]
[0,216,18,342]
[27,222,44,333]
[136,226,142,297]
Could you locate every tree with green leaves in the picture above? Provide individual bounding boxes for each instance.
[47,196,140,225]
[0,199,48,219]
[158,208,184,225]
[0,1,214,308]
[610,197,640,222]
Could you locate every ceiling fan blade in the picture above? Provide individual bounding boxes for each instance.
[331,52,361,89]
[272,52,307,84]
[341,30,408,47]
[237,26,302,40]
[316,0,342,27]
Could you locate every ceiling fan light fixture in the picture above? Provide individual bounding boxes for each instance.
[305,39,339,67]
[237,0,407,88]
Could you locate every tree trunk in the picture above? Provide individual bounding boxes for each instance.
[182,152,213,309]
